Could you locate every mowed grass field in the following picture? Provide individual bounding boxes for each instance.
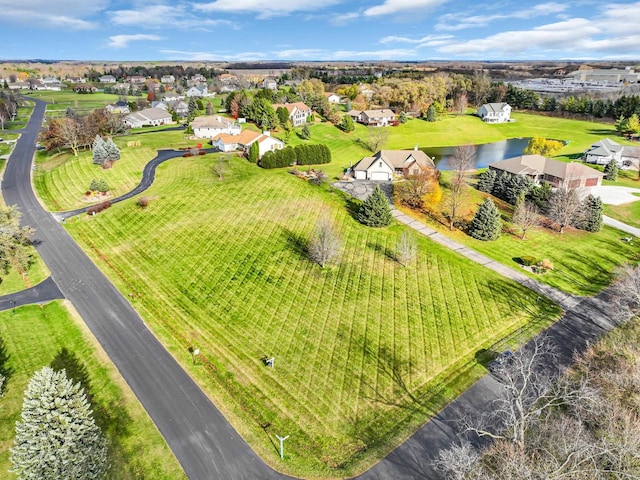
[65,156,560,476]
[34,130,205,211]
[0,302,186,480]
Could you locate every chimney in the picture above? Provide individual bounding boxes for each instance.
[263,131,271,137]
[414,144,418,151]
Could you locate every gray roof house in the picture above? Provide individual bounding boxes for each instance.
[124,107,173,128]
[347,109,396,127]
[489,155,604,189]
[477,103,511,123]
[583,138,640,168]
[353,149,435,181]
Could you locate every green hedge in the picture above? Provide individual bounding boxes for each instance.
[259,144,331,169]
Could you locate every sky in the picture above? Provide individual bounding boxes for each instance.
[1,0,639,61]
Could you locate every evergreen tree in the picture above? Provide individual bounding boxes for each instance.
[103,138,120,162]
[469,198,502,241]
[477,169,496,193]
[580,194,604,232]
[276,106,290,126]
[528,182,553,211]
[604,159,618,181]
[188,97,198,116]
[357,186,392,227]
[205,102,213,115]
[398,111,408,124]
[89,179,100,192]
[10,367,108,480]
[248,142,259,163]
[425,104,437,122]
[96,179,109,193]
[92,136,108,165]
[340,115,355,133]
[300,124,310,140]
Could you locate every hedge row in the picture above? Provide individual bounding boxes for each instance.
[260,144,331,169]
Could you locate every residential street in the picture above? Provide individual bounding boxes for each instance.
[4,99,283,479]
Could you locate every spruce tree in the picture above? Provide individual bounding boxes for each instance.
[357,185,393,227]
[580,194,604,232]
[89,179,100,192]
[300,124,310,140]
[477,169,496,193]
[340,115,355,133]
[469,198,502,241]
[103,138,120,162]
[425,104,437,122]
[248,141,259,163]
[10,367,108,480]
[604,159,618,181]
[92,136,108,165]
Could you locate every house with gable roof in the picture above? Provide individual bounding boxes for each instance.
[347,109,396,127]
[124,107,173,128]
[582,138,640,168]
[489,155,604,189]
[477,103,512,123]
[211,130,284,157]
[191,115,241,139]
[352,148,436,181]
[272,102,312,126]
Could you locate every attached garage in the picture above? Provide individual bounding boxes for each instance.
[584,177,601,187]
[370,171,391,181]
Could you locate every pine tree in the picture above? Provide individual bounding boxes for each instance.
[398,111,408,124]
[580,194,604,232]
[357,186,393,227]
[10,367,108,480]
[89,179,100,192]
[92,136,108,165]
[425,104,437,122]
[477,169,496,193]
[248,141,259,163]
[103,138,120,162]
[340,115,355,133]
[300,124,310,140]
[469,198,502,241]
[604,159,618,181]
[96,179,109,193]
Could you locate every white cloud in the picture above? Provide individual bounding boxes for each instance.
[110,4,236,30]
[109,34,163,48]
[364,0,448,17]
[436,2,568,31]
[273,49,326,59]
[194,0,343,18]
[159,49,267,61]
[0,0,107,29]
[331,48,419,59]
[380,34,453,44]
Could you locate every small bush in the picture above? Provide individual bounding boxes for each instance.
[538,258,554,270]
[137,197,150,208]
[87,201,112,215]
[520,255,539,267]
[182,152,193,158]
[198,150,206,155]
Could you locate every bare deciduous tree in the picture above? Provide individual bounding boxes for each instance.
[212,156,226,181]
[308,214,341,268]
[608,264,640,322]
[547,187,583,234]
[446,145,476,230]
[395,231,417,267]
[364,126,389,152]
[512,201,539,240]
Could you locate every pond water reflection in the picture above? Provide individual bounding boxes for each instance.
[421,138,532,170]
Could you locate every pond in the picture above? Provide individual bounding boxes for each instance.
[421,138,532,170]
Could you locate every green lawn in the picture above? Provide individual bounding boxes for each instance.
[64,156,560,477]
[399,174,639,296]
[0,245,49,296]
[0,302,186,480]
[34,130,205,211]
[605,197,640,229]
[24,91,139,117]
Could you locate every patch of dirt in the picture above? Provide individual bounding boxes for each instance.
[82,192,112,203]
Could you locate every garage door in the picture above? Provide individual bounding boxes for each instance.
[370,172,390,181]
[585,177,599,187]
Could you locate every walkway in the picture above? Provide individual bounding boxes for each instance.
[603,215,640,238]
[391,209,580,310]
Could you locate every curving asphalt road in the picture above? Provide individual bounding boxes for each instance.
[4,97,624,480]
[5,100,285,479]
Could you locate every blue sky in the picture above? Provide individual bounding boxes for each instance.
[1,0,639,61]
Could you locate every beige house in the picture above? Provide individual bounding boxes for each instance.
[212,130,284,158]
[353,149,435,181]
[347,109,396,127]
[489,155,604,189]
[124,108,173,128]
[191,115,241,139]
[272,102,312,126]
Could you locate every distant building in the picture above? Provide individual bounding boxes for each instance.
[124,107,173,128]
[191,115,241,138]
[583,138,640,168]
[567,68,640,83]
[272,102,312,126]
[161,75,175,84]
[99,75,117,83]
[477,103,511,123]
[347,109,395,127]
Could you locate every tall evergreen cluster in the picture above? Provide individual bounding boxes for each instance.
[260,144,331,169]
[469,198,502,241]
[357,186,393,227]
[92,135,120,167]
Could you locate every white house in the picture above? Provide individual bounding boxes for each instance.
[353,149,436,181]
[186,85,208,97]
[262,77,278,90]
[211,130,284,158]
[477,103,511,123]
[272,102,312,126]
[99,75,117,83]
[191,115,241,138]
[347,109,395,127]
[325,92,341,104]
[161,75,175,84]
[583,138,640,168]
[124,107,173,128]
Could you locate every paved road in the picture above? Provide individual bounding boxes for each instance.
[0,276,63,312]
[5,99,284,479]
[603,215,640,238]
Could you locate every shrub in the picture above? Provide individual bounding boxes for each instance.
[87,201,111,215]
[137,197,150,208]
[538,258,554,270]
[520,255,539,267]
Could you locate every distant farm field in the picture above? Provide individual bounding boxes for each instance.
[65,156,560,476]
